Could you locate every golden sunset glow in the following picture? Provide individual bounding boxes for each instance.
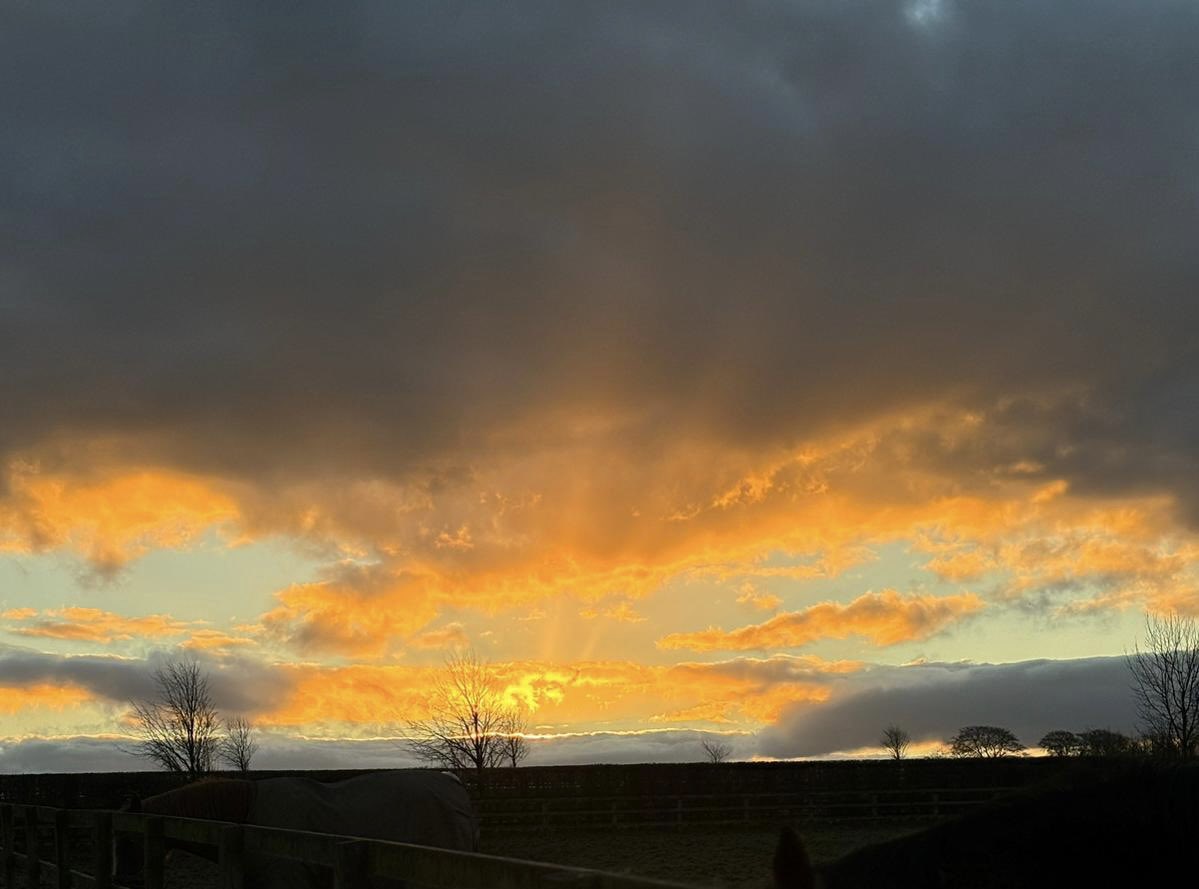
[0,683,94,715]
[255,655,860,738]
[4,400,1197,767]
[657,590,987,652]
[0,468,239,570]
[4,607,197,643]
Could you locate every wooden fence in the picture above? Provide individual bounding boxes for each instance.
[0,759,1064,814]
[0,802,700,889]
[477,785,1009,830]
[465,759,1056,800]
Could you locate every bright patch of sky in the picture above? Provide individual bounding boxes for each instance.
[905,0,950,28]
[0,532,322,639]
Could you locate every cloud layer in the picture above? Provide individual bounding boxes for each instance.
[0,645,291,717]
[759,656,1139,757]
[659,590,985,652]
[3,0,1198,548]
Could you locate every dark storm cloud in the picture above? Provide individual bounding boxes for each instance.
[0,645,158,702]
[758,656,1138,757]
[0,734,423,774]
[0,736,138,774]
[2,1,1198,504]
[672,655,853,686]
[0,645,292,714]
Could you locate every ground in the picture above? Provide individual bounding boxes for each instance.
[482,823,926,888]
[10,821,925,888]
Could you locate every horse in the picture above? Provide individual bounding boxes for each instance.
[771,761,1199,889]
[114,770,479,888]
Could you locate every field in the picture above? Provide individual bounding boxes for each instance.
[482,822,926,888]
[9,821,928,889]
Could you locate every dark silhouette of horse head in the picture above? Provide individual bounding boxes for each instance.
[773,825,817,889]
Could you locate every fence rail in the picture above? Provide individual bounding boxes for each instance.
[0,802,701,889]
[0,759,1065,813]
[477,785,1009,829]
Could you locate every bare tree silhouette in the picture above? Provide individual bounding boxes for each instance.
[1128,612,1199,759]
[129,659,221,778]
[498,709,530,767]
[701,738,733,763]
[221,715,259,771]
[406,650,527,773]
[881,725,911,760]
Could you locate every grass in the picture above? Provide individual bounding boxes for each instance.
[481,822,930,887]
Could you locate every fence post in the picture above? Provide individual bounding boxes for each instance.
[54,809,71,889]
[333,840,368,889]
[93,813,112,889]
[218,825,245,889]
[931,792,940,818]
[24,807,40,886]
[1,805,14,889]
[143,816,165,889]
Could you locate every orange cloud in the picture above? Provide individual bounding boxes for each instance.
[736,583,782,611]
[261,562,441,658]
[8,399,1199,661]
[435,526,474,551]
[408,622,470,650]
[4,607,195,644]
[1145,589,1199,616]
[0,465,238,571]
[258,663,437,730]
[1,608,37,620]
[665,656,861,722]
[998,533,1194,592]
[0,683,94,714]
[649,701,737,725]
[180,629,259,652]
[1055,580,1199,619]
[925,549,995,582]
[657,590,985,652]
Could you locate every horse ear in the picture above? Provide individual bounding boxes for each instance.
[773,825,817,889]
[120,792,142,813]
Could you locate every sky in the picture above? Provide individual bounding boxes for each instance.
[2,0,1198,772]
